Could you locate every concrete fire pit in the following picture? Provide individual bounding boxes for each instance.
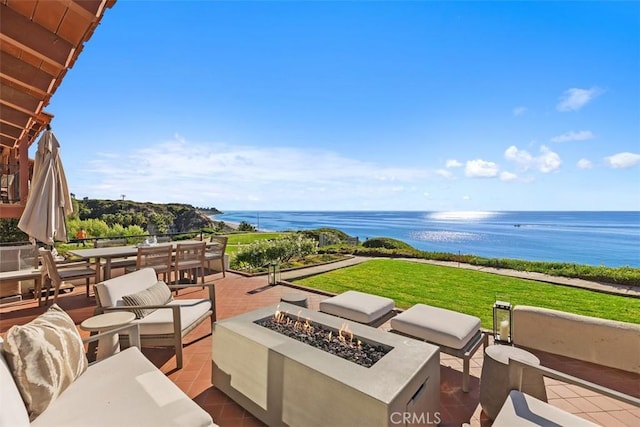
[212,303,440,426]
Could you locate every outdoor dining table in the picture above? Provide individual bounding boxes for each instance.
[67,240,210,282]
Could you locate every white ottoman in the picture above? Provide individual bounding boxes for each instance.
[319,290,395,325]
[390,303,487,392]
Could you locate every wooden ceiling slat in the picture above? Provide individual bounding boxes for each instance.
[4,0,37,18]
[0,4,74,67]
[32,0,68,36]
[0,50,54,93]
[58,8,93,46]
[0,0,116,151]
[0,121,24,139]
[0,106,31,129]
[0,83,41,113]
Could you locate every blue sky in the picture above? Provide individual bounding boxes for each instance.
[45,1,639,211]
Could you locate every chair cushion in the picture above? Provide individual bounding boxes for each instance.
[390,303,480,350]
[95,267,160,308]
[31,347,216,427]
[319,290,394,324]
[2,304,88,420]
[134,299,212,335]
[122,281,173,319]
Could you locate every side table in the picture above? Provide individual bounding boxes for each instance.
[81,311,136,361]
[479,345,547,420]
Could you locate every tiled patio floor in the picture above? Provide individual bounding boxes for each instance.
[1,269,638,426]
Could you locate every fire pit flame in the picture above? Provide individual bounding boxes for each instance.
[338,323,355,347]
[258,307,391,367]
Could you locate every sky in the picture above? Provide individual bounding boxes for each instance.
[44,0,639,211]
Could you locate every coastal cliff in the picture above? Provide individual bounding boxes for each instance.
[75,198,221,233]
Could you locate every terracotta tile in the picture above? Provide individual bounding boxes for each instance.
[548,384,580,398]
[565,396,605,413]
[609,410,640,426]
[587,395,628,411]
[219,402,249,421]
[588,410,631,426]
[548,397,581,414]
[2,269,638,426]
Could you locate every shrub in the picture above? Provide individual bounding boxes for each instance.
[362,237,414,250]
[231,234,318,271]
[237,221,256,232]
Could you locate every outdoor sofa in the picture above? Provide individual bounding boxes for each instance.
[1,304,216,426]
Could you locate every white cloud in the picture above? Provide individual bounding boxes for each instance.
[465,159,499,178]
[556,87,601,112]
[446,159,462,168]
[504,145,533,171]
[604,152,640,169]
[500,171,518,182]
[550,130,595,143]
[577,159,593,169]
[504,145,561,173]
[513,106,527,116]
[436,169,454,179]
[75,137,435,209]
[538,146,562,173]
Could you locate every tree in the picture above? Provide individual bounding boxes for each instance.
[237,221,256,232]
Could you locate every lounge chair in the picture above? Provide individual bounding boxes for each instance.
[93,267,215,369]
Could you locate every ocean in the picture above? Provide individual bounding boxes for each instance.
[212,211,640,268]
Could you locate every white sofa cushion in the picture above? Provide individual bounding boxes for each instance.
[319,290,395,324]
[390,303,481,350]
[135,299,212,335]
[122,281,173,318]
[95,267,160,308]
[2,304,88,419]
[31,347,215,427]
[493,390,598,426]
[0,337,30,427]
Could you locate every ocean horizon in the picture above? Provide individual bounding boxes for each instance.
[213,210,640,268]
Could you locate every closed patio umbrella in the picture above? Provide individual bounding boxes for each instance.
[18,128,73,244]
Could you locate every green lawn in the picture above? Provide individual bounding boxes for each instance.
[225,232,291,256]
[294,259,639,328]
[226,232,288,245]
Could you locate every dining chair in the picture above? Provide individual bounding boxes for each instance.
[130,245,173,282]
[172,241,206,287]
[39,248,97,305]
[204,235,228,277]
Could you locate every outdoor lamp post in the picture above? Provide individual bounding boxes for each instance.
[493,300,512,344]
[268,261,281,286]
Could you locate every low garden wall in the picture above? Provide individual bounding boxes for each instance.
[512,305,640,374]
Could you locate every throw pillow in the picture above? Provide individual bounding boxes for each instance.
[121,280,173,319]
[2,304,88,420]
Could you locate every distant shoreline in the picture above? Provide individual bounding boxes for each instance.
[211,211,639,268]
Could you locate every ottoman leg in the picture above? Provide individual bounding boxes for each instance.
[463,357,470,392]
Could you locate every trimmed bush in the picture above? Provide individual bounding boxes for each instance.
[231,234,318,271]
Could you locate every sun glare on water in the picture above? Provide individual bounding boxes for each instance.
[427,211,501,221]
